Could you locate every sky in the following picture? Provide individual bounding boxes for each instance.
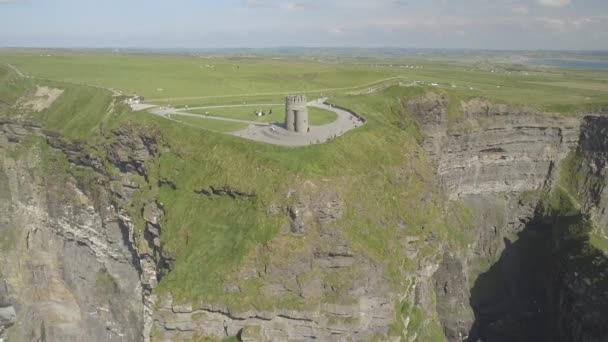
[0,0,606,50]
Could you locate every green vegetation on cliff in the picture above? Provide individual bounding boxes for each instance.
[0,66,34,105]
[2,53,607,340]
[136,85,447,308]
[0,62,450,315]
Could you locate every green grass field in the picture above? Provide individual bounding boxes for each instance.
[185,105,337,125]
[1,52,607,115]
[170,115,248,132]
[0,54,399,101]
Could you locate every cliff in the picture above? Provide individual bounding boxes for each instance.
[2,74,608,342]
[0,123,144,341]
[409,92,608,341]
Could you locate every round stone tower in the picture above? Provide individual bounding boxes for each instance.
[285,95,309,133]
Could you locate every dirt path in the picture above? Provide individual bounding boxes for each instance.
[146,77,405,103]
[182,104,281,110]
[6,64,26,78]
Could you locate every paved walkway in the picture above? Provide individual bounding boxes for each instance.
[146,77,405,103]
[146,98,364,147]
[230,99,363,146]
[183,103,281,111]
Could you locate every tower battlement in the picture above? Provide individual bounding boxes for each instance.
[286,95,307,105]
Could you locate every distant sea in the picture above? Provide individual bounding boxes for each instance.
[526,58,608,70]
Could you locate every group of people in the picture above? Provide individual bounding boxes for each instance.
[254,109,273,117]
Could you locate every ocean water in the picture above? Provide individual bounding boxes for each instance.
[526,58,608,70]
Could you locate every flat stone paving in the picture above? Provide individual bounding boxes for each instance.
[145,98,364,147]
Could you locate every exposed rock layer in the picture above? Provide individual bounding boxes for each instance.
[411,97,580,199]
[0,123,144,341]
[410,95,608,342]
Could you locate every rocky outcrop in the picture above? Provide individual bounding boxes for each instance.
[195,185,256,199]
[155,295,397,342]
[433,252,474,341]
[103,128,167,342]
[282,187,345,235]
[411,97,580,199]
[106,127,160,178]
[574,115,608,237]
[0,124,144,341]
[153,185,400,341]
[0,281,16,336]
[410,95,583,340]
[0,122,171,342]
[411,94,608,341]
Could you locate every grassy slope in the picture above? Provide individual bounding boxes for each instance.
[42,82,114,140]
[1,65,448,312]
[0,66,34,105]
[0,66,115,141]
[126,86,449,308]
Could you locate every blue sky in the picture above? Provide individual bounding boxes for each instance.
[0,0,606,50]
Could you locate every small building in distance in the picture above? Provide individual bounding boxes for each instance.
[284,95,309,133]
[125,95,145,105]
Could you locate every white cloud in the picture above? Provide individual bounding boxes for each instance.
[242,0,404,10]
[511,6,530,15]
[242,0,321,10]
[538,0,571,8]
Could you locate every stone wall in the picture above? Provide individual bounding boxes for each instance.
[285,95,308,133]
[410,96,580,199]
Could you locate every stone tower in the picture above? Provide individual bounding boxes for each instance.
[285,95,309,133]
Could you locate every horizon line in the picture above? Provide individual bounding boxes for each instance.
[1,46,608,54]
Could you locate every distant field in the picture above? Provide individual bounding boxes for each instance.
[0,54,399,101]
[1,52,608,115]
[527,81,608,92]
[186,105,337,125]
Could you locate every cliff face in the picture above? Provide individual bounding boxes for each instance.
[411,94,608,342]
[0,122,404,342]
[575,116,608,237]
[0,123,144,341]
[0,122,169,341]
[2,88,607,342]
[153,184,399,341]
[411,96,580,199]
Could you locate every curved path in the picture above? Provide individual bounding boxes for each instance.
[6,64,26,78]
[147,98,364,147]
[180,103,281,111]
[146,76,405,103]
[5,63,364,146]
